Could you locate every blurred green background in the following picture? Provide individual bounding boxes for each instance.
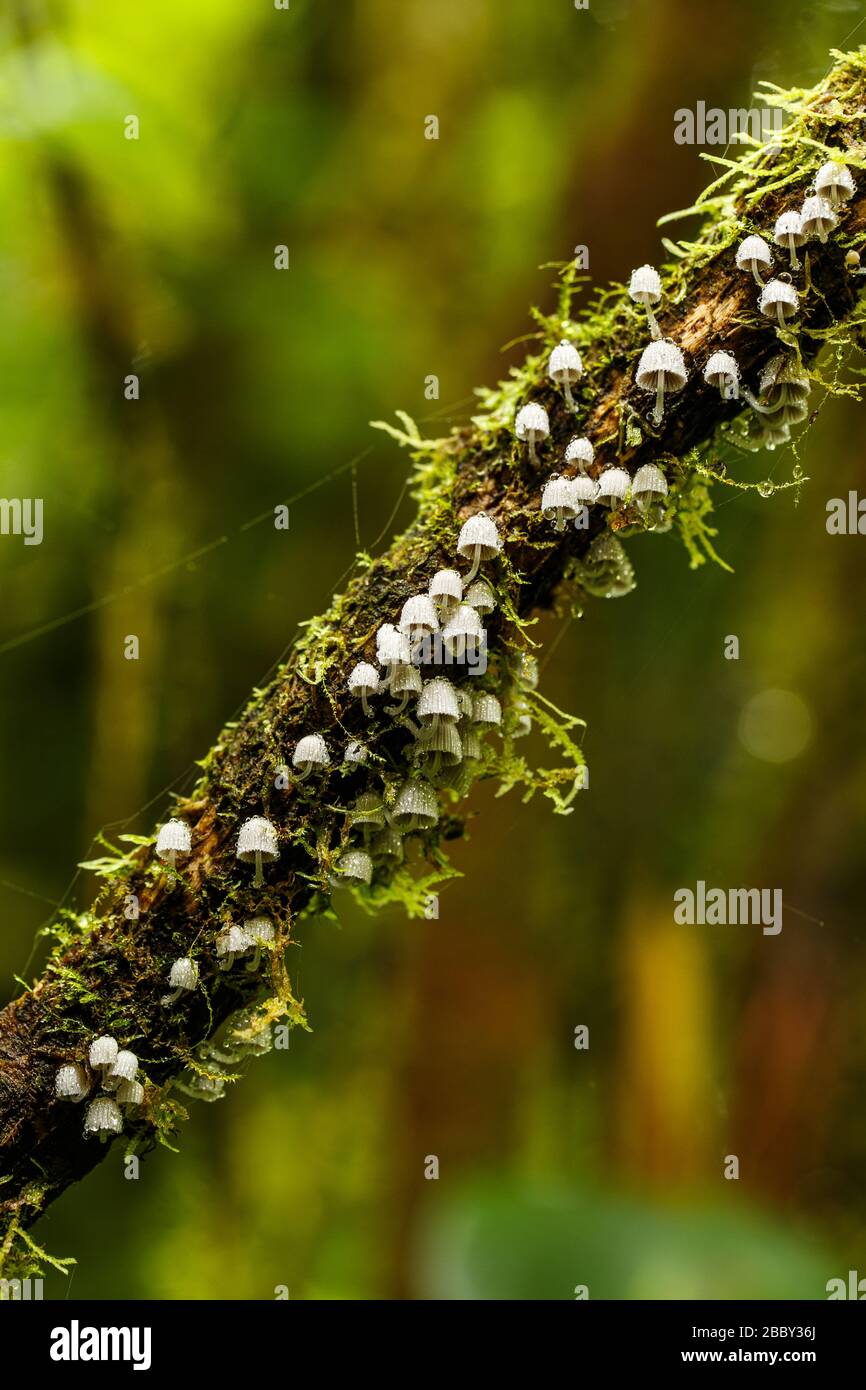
[1,0,865,1299]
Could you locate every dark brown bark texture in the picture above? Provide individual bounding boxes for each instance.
[1,53,865,1243]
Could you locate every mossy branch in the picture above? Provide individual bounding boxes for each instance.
[2,49,866,1275]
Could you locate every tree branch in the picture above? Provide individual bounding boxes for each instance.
[2,48,866,1273]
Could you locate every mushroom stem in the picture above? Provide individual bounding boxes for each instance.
[296,765,312,782]
[645,305,661,340]
[219,953,235,971]
[386,691,410,716]
[742,387,774,414]
[528,433,537,465]
[430,751,442,776]
[464,546,482,584]
[750,261,766,287]
[360,690,370,716]
[161,988,183,1006]
[556,508,566,533]
[776,304,786,329]
[253,851,264,888]
[787,239,799,270]
[246,945,262,973]
[562,378,574,408]
[653,377,665,426]
[166,849,176,868]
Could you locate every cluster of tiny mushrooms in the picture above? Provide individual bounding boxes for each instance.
[57,161,856,1139]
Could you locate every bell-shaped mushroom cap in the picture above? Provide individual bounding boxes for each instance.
[462,729,483,761]
[548,340,583,382]
[55,1063,89,1101]
[84,1097,123,1138]
[564,436,594,467]
[629,264,662,303]
[217,924,253,957]
[417,677,461,724]
[800,194,838,237]
[390,662,423,696]
[399,594,440,635]
[156,818,191,859]
[571,474,598,503]
[237,816,280,862]
[372,826,405,861]
[635,339,688,391]
[774,210,804,244]
[337,848,374,885]
[292,734,330,770]
[472,693,503,729]
[541,476,580,521]
[515,403,550,440]
[245,916,275,944]
[418,721,463,766]
[443,603,484,646]
[758,354,809,400]
[347,662,379,696]
[116,1079,145,1107]
[457,513,501,561]
[815,160,855,204]
[758,279,799,318]
[344,740,369,764]
[464,579,496,614]
[89,1035,118,1070]
[631,463,669,498]
[168,957,198,990]
[351,792,385,828]
[108,1050,139,1085]
[704,350,739,386]
[735,234,772,269]
[390,779,439,830]
[376,622,411,666]
[429,568,463,604]
[596,466,631,504]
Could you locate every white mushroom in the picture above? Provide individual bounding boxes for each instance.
[83,1097,123,1142]
[635,340,687,426]
[704,351,740,400]
[155,818,191,869]
[216,923,253,970]
[236,815,279,887]
[244,916,275,971]
[347,663,380,716]
[162,957,199,1006]
[441,603,484,661]
[428,569,463,617]
[541,476,580,532]
[515,403,550,464]
[735,234,772,286]
[800,194,837,244]
[815,160,855,208]
[456,514,501,584]
[629,264,663,339]
[774,211,805,270]
[595,466,631,510]
[758,279,799,328]
[336,848,373,886]
[54,1063,90,1103]
[548,340,583,407]
[389,780,439,832]
[292,734,330,781]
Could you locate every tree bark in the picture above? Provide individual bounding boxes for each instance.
[1,50,865,1270]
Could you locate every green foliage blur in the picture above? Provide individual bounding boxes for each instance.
[1,0,865,1299]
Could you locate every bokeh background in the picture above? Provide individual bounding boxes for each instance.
[1,0,865,1299]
